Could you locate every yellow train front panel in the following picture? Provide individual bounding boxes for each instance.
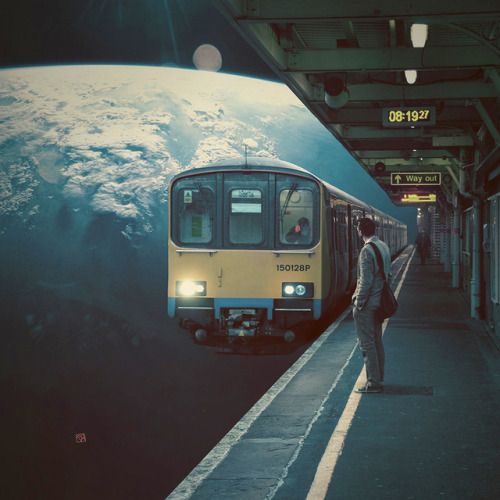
[167,243,323,320]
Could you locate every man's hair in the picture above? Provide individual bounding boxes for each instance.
[357,217,376,237]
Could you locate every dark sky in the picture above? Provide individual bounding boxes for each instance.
[1,0,275,79]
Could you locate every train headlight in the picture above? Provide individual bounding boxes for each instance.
[281,283,314,298]
[176,281,206,296]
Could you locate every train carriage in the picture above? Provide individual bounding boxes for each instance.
[167,157,407,344]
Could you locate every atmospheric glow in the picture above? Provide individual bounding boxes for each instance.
[411,24,428,48]
[193,44,222,72]
[405,70,417,84]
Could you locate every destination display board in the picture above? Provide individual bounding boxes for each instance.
[382,106,436,127]
[400,193,436,203]
[391,172,441,186]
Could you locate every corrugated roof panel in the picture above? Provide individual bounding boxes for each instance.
[352,21,390,48]
[294,22,347,49]
[429,24,487,46]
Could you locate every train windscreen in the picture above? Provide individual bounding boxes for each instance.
[171,171,319,249]
[224,172,268,247]
[229,188,264,244]
[173,174,216,245]
[277,174,318,247]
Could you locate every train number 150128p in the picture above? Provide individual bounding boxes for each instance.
[276,264,311,272]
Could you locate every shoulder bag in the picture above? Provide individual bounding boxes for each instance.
[367,242,398,323]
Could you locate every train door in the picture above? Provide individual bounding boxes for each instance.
[347,204,353,286]
[374,214,381,238]
[335,202,349,293]
[350,206,363,288]
[325,196,337,303]
[383,218,391,254]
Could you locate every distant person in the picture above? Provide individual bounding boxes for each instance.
[416,230,431,264]
[351,217,391,393]
[286,217,311,244]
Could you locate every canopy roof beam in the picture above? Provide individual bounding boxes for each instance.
[286,47,500,72]
[233,0,500,23]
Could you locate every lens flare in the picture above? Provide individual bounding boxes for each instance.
[193,44,222,72]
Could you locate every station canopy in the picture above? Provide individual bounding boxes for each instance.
[216,0,500,206]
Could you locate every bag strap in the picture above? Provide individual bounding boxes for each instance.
[367,242,387,282]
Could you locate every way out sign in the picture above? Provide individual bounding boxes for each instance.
[391,172,441,186]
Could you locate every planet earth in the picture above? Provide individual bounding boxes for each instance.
[0,65,415,343]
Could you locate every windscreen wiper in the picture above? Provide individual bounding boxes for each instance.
[280,182,298,225]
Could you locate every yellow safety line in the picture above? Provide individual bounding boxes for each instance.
[306,249,415,500]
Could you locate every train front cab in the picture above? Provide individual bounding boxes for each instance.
[167,168,326,343]
[167,163,408,345]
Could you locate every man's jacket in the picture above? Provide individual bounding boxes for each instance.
[352,236,391,310]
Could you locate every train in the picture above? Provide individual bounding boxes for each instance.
[167,157,407,344]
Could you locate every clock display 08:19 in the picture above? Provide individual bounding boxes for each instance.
[382,107,436,127]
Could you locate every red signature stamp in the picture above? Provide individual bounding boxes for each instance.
[75,433,87,444]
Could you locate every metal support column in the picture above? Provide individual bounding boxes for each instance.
[443,206,451,273]
[473,99,500,145]
[470,198,481,319]
[452,201,461,288]
[438,208,446,265]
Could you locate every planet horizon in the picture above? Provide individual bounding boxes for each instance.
[0,64,416,343]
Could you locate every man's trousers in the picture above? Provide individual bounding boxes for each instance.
[353,307,385,386]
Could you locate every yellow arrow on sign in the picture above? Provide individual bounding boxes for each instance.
[394,174,402,184]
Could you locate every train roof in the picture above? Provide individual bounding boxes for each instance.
[171,156,405,226]
[171,156,315,179]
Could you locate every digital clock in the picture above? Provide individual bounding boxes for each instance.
[382,106,436,127]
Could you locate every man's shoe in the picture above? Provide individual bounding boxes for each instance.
[355,383,383,394]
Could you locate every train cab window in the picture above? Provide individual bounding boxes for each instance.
[278,178,318,246]
[172,175,216,245]
[229,189,263,244]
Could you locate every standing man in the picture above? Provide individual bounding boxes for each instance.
[352,218,392,393]
[416,230,431,264]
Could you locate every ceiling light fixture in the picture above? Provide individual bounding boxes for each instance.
[324,77,349,109]
[411,24,428,48]
[405,70,417,84]
[404,24,428,85]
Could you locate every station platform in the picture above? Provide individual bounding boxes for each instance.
[168,248,500,500]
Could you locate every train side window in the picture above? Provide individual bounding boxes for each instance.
[336,205,347,252]
[279,189,314,245]
[229,189,263,244]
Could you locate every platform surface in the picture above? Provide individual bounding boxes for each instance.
[168,250,500,500]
